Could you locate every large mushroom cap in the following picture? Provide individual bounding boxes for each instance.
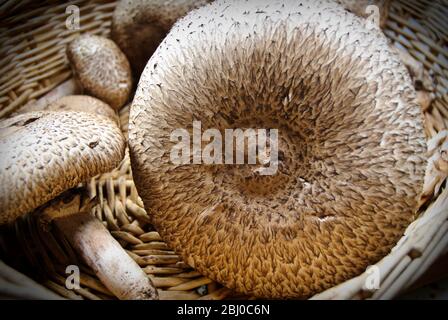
[111,0,211,75]
[0,111,125,225]
[67,34,132,110]
[129,0,426,298]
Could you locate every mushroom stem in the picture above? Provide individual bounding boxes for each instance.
[42,194,158,300]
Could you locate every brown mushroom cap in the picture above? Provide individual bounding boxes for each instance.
[46,95,118,123]
[0,111,125,225]
[129,0,427,298]
[111,0,211,75]
[67,35,132,110]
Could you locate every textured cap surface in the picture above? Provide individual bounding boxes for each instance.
[67,34,132,110]
[46,95,118,123]
[0,111,125,225]
[129,0,426,298]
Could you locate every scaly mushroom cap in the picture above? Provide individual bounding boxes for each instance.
[111,0,211,74]
[129,0,426,298]
[67,35,132,110]
[0,111,125,225]
[46,95,118,123]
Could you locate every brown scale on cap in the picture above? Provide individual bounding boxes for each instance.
[111,0,212,75]
[129,0,427,298]
[0,111,125,225]
[67,35,132,110]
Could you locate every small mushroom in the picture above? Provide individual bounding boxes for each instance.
[67,35,132,110]
[0,111,124,221]
[129,0,426,298]
[46,95,119,123]
[111,0,212,74]
[0,111,158,300]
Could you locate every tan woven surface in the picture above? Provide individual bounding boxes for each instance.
[0,0,447,300]
[384,0,448,138]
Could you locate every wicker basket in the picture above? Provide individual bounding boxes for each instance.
[0,0,447,300]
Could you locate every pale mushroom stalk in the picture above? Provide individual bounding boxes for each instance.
[41,194,158,300]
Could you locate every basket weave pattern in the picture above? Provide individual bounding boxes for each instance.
[0,0,447,300]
